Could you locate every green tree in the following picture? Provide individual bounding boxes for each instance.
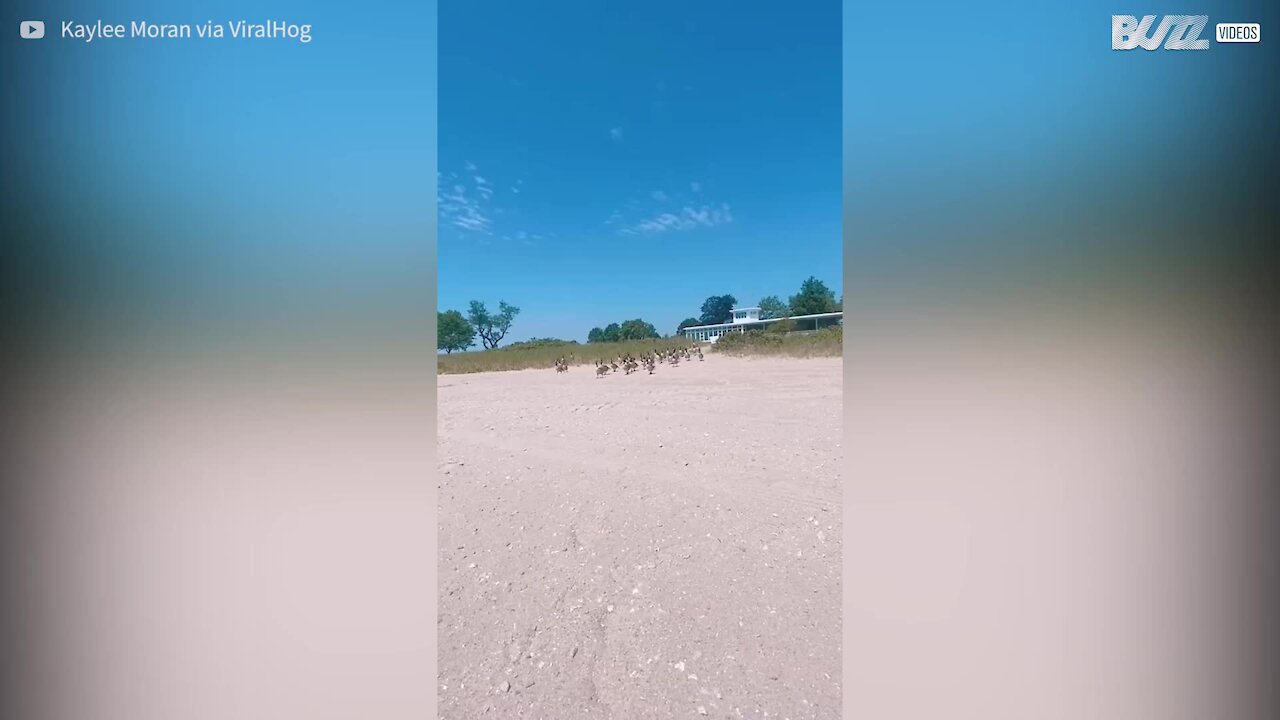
[677,317,701,334]
[699,294,737,325]
[788,277,837,316]
[602,322,621,343]
[758,295,789,320]
[587,327,605,343]
[467,300,521,350]
[437,309,476,354]
[617,319,660,341]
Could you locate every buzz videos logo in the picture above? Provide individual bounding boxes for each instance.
[1113,15,1261,49]
[1113,15,1209,49]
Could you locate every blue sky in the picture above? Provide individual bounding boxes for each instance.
[438,0,841,343]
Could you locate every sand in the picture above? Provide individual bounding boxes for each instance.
[438,355,842,719]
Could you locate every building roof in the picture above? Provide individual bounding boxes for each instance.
[680,310,843,332]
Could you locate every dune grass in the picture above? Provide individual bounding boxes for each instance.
[438,328,842,374]
[711,326,843,357]
[438,337,698,375]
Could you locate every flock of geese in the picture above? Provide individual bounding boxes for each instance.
[553,346,704,377]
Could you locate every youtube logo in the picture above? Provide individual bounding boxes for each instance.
[20,20,45,39]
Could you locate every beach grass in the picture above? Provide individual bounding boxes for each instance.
[438,328,842,374]
[438,337,697,375]
[711,326,843,358]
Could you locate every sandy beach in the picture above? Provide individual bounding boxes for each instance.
[438,355,842,719]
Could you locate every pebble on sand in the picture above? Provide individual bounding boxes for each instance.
[499,680,510,693]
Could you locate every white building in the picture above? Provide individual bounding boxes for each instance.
[679,306,843,343]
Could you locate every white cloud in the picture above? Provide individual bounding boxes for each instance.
[651,190,669,202]
[438,181,492,234]
[626,204,733,234]
[438,165,527,233]
[451,214,490,231]
[610,127,623,141]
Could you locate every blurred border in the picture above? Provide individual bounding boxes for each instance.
[843,1,1278,718]
[1,4,438,719]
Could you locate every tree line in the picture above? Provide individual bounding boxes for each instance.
[675,276,841,334]
[586,319,660,344]
[437,276,841,353]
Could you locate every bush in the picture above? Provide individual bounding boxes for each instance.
[714,330,782,353]
[712,326,841,357]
